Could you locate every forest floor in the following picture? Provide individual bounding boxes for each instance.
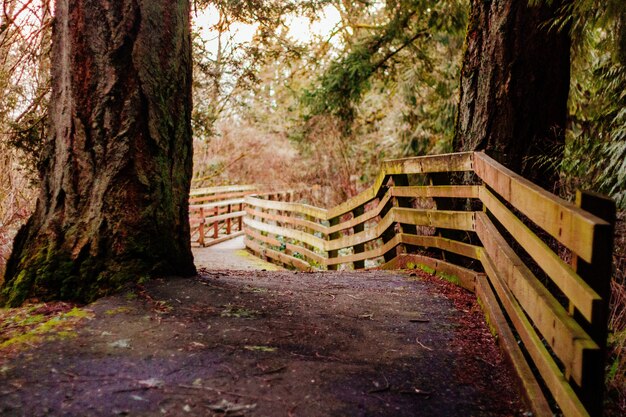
[0,241,530,417]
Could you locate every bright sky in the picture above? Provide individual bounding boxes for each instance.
[193,4,342,52]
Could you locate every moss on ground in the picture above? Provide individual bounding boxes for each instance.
[0,304,93,354]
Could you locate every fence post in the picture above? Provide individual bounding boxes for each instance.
[213,206,219,239]
[226,203,232,235]
[352,205,365,269]
[381,174,417,262]
[572,190,615,417]
[327,216,340,270]
[198,207,205,247]
[238,202,243,231]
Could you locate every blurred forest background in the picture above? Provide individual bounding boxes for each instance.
[0,0,625,411]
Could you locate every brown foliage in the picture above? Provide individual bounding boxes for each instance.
[193,120,303,191]
[607,212,626,414]
[0,151,34,281]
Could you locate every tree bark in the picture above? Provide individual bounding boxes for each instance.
[2,0,196,306]
[454,0,570,190]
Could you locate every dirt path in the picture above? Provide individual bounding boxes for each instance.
[0,269,528,417]
[192,237,281,271]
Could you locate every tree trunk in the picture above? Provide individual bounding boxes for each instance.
[454,0,570,190]
[2,0,196,306]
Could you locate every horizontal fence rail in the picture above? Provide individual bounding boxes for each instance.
[242,151,615,417]
[189,186,298,247]
[189,185,254,247]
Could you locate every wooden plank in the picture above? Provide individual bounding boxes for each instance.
[327,192,392,235]
[571,191,615,417]
[245,207,328,235]
[381,152,474,175]
[190,198,245,211]
[473,152,609,263]
[479,186,602,323]
[326,186,378,220]
[326,234,400,266]
[326,208,474,252]
[200,231,245,247]
[243,217,327,252]
[203,210,246,223]
[245,196,328,220]
[213,206,219,239]
[190,190,252,203]
[252,190,297,200]
[327,216,341,271]
[401,234,482,260]
[393,208,475,232]
[378,253,478,292]
[237,202,243,231]
[481,252,591,417]
[391,185,480,199]
[474,276,553,417]
[387,175,418,260]
[198,207,205,247]
[475,212,599,386]
[245,227,326,266]
[190,185,256,196]
[245,237,312,271]
[322,233,482,267]
[352,205,365,269]
[326,152,474,219]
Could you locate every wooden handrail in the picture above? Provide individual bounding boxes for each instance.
[242,151,615,417]
[189,185,258,247]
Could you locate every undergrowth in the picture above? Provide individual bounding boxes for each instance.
[0,302,92,363]
[607,212,626,412]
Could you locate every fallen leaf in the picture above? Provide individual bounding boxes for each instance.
[244,345,277,352]
[206,399,256,413]
[138,378,164,388]
[130,395,147,401]
[108,339,131,349]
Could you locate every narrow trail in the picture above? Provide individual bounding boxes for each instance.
[0,242,529,416]
[193,237,281,272]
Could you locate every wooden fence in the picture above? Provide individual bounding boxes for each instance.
[189,186,297,247]
[189,185,256,247]
[243,151,616,417]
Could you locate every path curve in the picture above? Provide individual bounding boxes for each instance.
[0,269,528,416]
[193,236,281,271]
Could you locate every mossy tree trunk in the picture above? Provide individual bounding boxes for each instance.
[454,0,570,190]
[2,0,196,306]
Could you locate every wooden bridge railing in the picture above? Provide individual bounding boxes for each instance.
[243,151,616,417]
[189,186,297,247]
[189,185,256,247]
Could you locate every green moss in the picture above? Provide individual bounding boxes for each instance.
[0,307,91,350]
[244,345,277,352]
[64,307,92,319]
[405,275,422,282]
[437,271,460,286]
[417,264,436,274]
[105,307,132,316]
[17,314,46,326]
[138,275,150,285]
[221,305,259,318]
[0,332,40,349]
[124,291,138,300]
[54,330,77,339]
[4,270,33,307]
[476,297,498,338]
